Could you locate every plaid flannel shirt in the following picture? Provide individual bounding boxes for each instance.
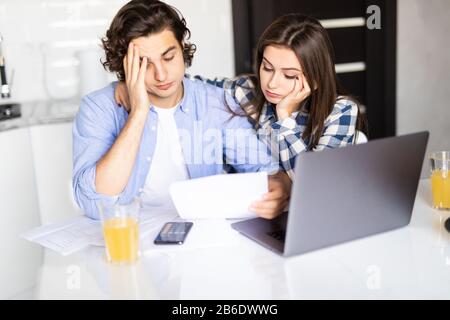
[190,74,358,179]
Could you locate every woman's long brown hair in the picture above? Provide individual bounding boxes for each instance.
[246,14,367,149]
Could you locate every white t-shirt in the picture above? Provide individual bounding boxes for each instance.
[140,105,189,208]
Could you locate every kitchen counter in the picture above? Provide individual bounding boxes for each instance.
[0,99,79,132]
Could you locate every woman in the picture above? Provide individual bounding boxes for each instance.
[115,13,366,179]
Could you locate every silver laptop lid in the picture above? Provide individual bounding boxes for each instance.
[284,131,429,256]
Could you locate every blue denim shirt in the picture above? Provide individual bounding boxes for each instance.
[72,77,279,219]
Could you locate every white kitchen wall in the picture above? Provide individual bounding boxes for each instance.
[397,0,450,175]
[0,0,235,102]
[166,0,235,79]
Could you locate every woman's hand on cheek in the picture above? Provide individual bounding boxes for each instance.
[276,74,311,120]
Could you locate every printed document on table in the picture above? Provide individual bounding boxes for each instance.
[21,217,102,256]
[21,207,179,256]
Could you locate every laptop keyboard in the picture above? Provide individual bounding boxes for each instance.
[267,229,286,242]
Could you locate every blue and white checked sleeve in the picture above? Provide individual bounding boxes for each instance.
[272,98,358,179]
[189,74,256,108]
[189,74,358,180]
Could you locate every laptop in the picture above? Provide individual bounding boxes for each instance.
[231,131,429,257]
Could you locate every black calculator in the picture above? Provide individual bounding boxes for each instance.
[154,222,193,244]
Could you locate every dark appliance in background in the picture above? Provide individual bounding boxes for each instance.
[0,34,21,121]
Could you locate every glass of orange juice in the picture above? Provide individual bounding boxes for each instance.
[98,198,141,264]
[430,151,450,210]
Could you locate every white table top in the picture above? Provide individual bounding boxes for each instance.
[9,179,450,299]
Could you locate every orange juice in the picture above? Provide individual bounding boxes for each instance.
[431,170,450,209]
[103,217,140,263]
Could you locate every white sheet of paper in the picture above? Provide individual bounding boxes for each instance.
[142,218,240,254]
[21,216,102,256]
[139,206,179,239]
[169,172,268,219]
[21,207,179,255]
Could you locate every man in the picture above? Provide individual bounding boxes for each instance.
[72,0,290,220]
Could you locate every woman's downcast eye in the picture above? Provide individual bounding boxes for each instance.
[262,64,299,80]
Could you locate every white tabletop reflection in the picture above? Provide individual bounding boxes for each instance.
[4,179,450,299]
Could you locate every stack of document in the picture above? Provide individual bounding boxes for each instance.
[21,217,102,256]
[21,207,178,256]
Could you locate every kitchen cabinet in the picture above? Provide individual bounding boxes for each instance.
[0,127,42,299]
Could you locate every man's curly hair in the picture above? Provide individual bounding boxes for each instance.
[101,0,196,81]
